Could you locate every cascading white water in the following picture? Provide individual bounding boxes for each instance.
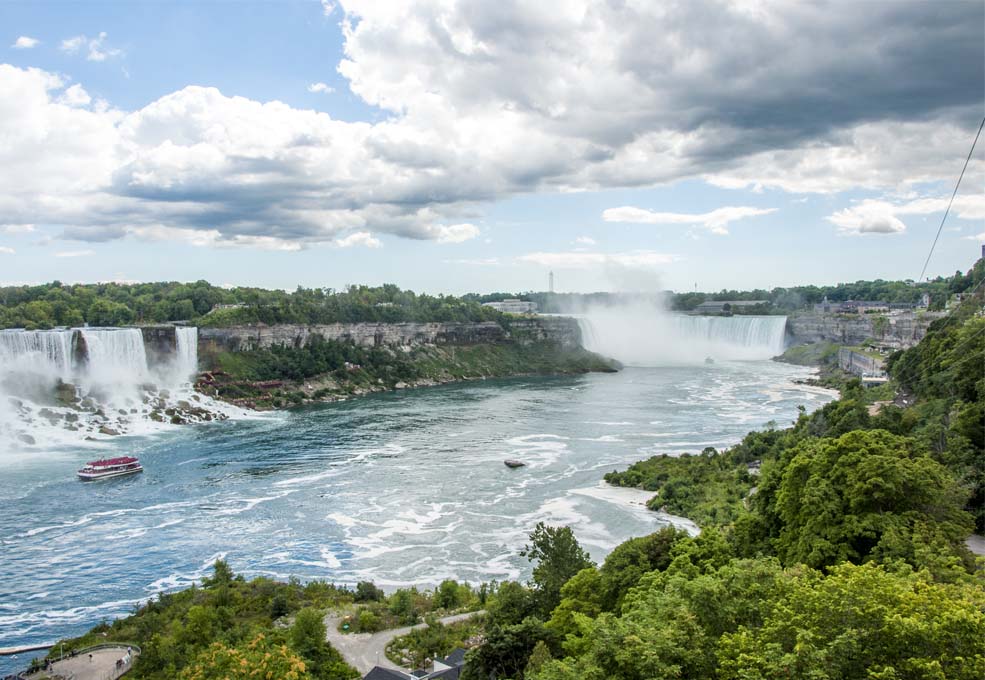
[575,305,788,365]
[173,327,199,385]
[0,329,76,383]
[0,326,226,452]
[80,328,150,386]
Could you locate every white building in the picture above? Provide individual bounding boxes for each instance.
[482,299,537,314]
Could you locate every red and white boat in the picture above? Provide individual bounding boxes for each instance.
[77,456,143,480]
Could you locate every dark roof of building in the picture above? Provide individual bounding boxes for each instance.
[442,648,467,667]
[428,668,462,680]
[364,668,409,680]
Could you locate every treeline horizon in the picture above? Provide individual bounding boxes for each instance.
[0,260,980,330]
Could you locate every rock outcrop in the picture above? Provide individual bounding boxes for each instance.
[198,317,583,354]
[786,312,944,349]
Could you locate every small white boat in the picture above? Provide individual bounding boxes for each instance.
[504,459,526,468]
[78,456,143,481]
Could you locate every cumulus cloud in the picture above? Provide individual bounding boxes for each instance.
[334,231,380,248]
[574,236,596,246]
[12,36,39,49]
[0,224,35,234]
[0,246,15,255]
[517,250,677,269]
[963,232,985,243]
[827,194,985,235]
[57,84,92,107]
[307,82,334,94]
[1,2,982,251]
[54,249,95,258]
[429,223,481,244]
[603,205,776,235]
[60,32,122,61]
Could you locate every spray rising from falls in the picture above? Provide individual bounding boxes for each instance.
[0,326,233,453]
[576,306,788,366]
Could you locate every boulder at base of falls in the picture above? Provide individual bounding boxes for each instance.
[98,426,121,436]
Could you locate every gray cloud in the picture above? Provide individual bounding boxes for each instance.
[0,1,982,249]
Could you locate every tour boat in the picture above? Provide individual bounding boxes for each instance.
[77,456,143,480]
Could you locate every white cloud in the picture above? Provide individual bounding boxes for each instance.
[54,249,95,257]
[1,1,982,253]
[0,246,15,255]
[517,250,677,269]
[12,36,40,49]
[57,84,92,107]
[60,32,122,61]
[574,236,596,246]
[603,205,776,235]
[334,231,381,248]
[827,194,985,235]
[963,232,985,243]
[430,223,481,244]
[307,82,334,94]
[320,0,335,16]
[0,224,35,234]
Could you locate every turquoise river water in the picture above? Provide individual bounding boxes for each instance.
[0,361,834,672]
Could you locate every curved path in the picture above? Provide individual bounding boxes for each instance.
[324,610,484,675]
[34,647,135,680]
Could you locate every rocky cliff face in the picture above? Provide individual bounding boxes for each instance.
[198,316,583,354]
[787,312,944,349]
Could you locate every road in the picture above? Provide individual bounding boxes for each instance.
[324,610,484,675]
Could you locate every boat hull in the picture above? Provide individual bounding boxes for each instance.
[78,466,143,481]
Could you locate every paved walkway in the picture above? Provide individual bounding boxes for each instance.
[32,647,135,680]
[324,610,483,675]
[967,534,985,556]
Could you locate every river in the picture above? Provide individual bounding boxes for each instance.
[0,359,834,672]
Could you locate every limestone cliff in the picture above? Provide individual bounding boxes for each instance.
[786,312,944,349]
[197,316,583,354]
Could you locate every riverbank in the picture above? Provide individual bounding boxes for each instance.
[196,340,618,410]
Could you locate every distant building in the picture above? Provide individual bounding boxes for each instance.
[837,300,890,314]
[693,300,767,315]
[814,296,835,313]
[482,298,537,314]
[919,292,931,308]
[207,303,247,314]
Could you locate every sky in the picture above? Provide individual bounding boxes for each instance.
[0,0,983,294]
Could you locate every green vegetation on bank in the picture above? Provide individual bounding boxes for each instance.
[2,262,978,329]
[201,337,616,408]
[386,617,485,668]
[46,560,357,680]
[0,282,504,329]
[477,264,979,314]
[341,579,483,634]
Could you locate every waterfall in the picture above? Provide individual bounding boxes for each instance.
[0,329,76,383]
[173,327,199,384]
[575,306,788,365]
[80,328,150,386]
[0,326,226,452]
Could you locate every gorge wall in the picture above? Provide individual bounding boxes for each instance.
[197,316,583,355]
[786,312,945,349]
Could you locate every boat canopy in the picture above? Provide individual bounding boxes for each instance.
[85,456,139,467]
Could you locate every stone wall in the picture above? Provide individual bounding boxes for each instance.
[838,348,885,376]
[787,312,944,349]
[198,316,583,354]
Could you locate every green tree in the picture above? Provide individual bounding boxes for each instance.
[521,523,594,615]
[178,634,310,680]
[773,429,973,570]
[718,562,985,680]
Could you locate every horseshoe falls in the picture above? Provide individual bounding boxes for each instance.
[575,308,788,365]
